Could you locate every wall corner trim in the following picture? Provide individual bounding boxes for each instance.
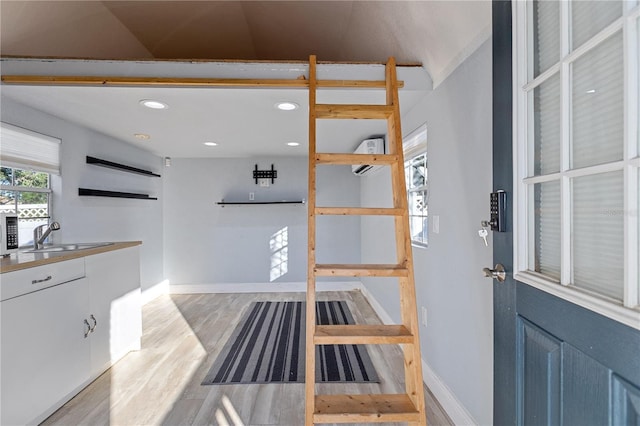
[357,282,478,426]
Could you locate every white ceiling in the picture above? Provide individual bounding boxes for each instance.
[1,83,426,158]
[0,1,491,159]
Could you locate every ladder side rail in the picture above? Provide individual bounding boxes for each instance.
[305,54,318,426]
[385,58,427,425]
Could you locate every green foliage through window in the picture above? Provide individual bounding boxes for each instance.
[0,166,51,221]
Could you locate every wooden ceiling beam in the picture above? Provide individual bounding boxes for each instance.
[0,75,404,89]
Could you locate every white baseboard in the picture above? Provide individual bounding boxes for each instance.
[355,282,395,324]
[357,282,477,426]
[141,279,170,305]
[422,359,477,426]
[169,281,362,294]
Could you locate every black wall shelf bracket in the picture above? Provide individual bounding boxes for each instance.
[253,164,277,184]
[79,188,157,200]
[86,156,161,177]
[217,199,305,207]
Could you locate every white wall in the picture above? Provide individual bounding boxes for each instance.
[163,157,360,286]
[361,40,493,425]
[0,98,164,291]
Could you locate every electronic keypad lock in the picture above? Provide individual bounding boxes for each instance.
[488,190,506,232]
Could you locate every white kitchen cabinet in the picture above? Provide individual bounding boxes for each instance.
[1,277,91,426]
[85,246,142,376]
[0,244,142,425]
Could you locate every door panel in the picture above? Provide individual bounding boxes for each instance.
[562,344,609,426]
[518,319,561,426]
[517,283,640,385]
[492,1,640,425]
[612,376,640,424]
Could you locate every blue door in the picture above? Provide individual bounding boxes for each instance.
[492,1,640,424]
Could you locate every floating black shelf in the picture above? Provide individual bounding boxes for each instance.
[217,200,305,206]
[79,188,157,200]
[86,156,161,177]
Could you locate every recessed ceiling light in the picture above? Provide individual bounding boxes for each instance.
[140,99,168,109]
[287,142,300,146]
[586,89,596,94]
[275,102,299,111]
[203,142,218,146]
[134,133,151,140]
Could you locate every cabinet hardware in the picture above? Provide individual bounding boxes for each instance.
[89,314,97,333]
[32,275,52,285]
[83,319,91,338]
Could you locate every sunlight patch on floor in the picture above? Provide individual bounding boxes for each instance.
[109,296,208,424]
[215,395,245,426]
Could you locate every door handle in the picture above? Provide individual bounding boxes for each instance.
[89,314,97,333]
[483,264,506,282]
[84,319,91,338]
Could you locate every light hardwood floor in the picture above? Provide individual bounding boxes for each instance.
[43,291,453,426]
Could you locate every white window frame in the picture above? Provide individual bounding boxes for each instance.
[513,1,640,330]
[404,124,428,248]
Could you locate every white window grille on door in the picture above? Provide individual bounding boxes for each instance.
[513,1,640,329]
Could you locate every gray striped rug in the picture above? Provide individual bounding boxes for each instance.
[202,301,379,385]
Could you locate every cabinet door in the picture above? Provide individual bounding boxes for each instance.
[86,247,141,376]
[1,278,91,426]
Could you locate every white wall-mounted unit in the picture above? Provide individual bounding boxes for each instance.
[352,137,385,176]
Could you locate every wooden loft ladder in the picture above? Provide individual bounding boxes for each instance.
[305,55,427,425]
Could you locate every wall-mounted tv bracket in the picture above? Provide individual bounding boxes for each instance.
[253,164,277,184]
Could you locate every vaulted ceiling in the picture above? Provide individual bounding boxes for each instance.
[0,1,491,86]
[0,1,491,158]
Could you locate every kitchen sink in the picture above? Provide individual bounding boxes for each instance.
[26,242,114,253]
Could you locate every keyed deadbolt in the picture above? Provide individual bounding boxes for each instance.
[483,263,506,282]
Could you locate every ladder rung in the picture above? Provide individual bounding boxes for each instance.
[314,394,421,423]
[314,263,408,277]
[314,325,413,345]
[315,207,404,216]
[315,104,394,119]
[317,79,404,89]
[315,153,398,165]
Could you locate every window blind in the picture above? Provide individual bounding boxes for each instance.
[403,124,427,159]
[0,122,61,175]
[533,0,559,77]
[572,171,624,300]
[571,1,622,51]
[533,74,561,175]
[529,1,628,302]
[533,181,560,280]
[571,32,624,169]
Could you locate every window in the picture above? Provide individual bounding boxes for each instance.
[0,167,51,246]
[404,125,428,248]
[514,1,640,329]
[0,123,59,246]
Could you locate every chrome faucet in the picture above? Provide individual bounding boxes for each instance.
[33,222,60,249]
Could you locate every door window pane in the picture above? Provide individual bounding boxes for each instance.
[531,0,560,77]
[572,171,624,300]
[532,181,561,280]
[532,74,561,176]
[571,1,623,50]
[572,32,624,169]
